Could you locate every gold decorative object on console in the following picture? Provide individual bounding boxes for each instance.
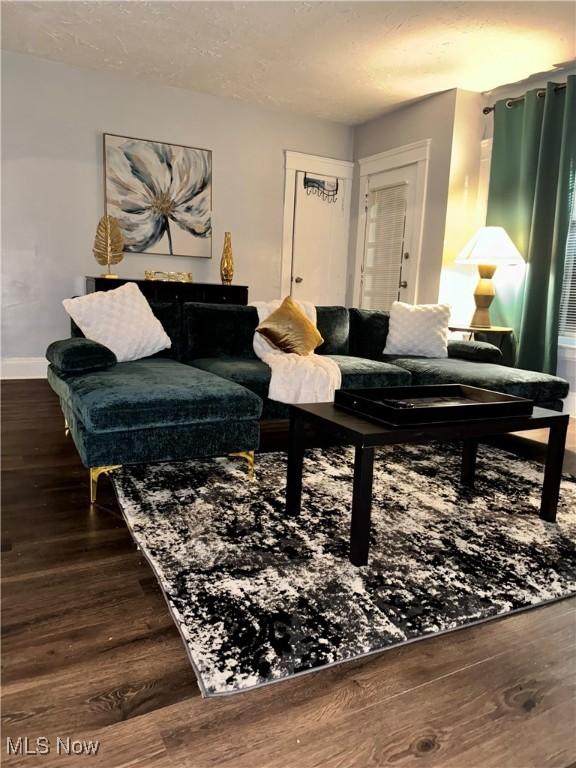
[144,270,193,282]
[93,215,124,278]
[220,231,234,285]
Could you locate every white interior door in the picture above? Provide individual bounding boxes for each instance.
[281,152,353,304]
[359,164,419,310]
[291,171,350,304]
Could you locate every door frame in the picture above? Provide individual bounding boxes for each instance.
[352,139,430,307]
[281,151,354,298]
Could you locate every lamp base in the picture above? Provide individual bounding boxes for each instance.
[470,263,496,328]
[470,307,492,328]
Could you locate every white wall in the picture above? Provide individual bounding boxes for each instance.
[349,90,457,305]
[438,90,486,323]
[1,51,353,359]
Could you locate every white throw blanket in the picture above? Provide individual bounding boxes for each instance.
[250,299,342,404]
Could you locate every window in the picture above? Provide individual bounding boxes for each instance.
[559,184,576,344]
[360,183,407,310]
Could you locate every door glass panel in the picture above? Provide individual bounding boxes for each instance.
[360,183,407,310]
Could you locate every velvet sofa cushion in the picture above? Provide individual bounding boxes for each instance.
[183,303,259,360]
[47,358,262,433]
[316,307,350,355]
[146,301,183,359]
[192,358,271,400]
[46,338,117,374]
[328,355,411,388]
[348,308,390,360]
[384,357,569,403]
[447,339,502,363]
[192,355,411,398]
[57,396,259,468]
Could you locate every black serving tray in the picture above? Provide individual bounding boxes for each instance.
[334,385,533,426]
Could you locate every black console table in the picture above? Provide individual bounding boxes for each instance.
[86,277,248,305]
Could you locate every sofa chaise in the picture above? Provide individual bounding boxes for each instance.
[46,300,569,500]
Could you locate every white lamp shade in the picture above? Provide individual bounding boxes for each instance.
[456,226,524,265]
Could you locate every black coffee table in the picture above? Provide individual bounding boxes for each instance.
[286,403,569,566]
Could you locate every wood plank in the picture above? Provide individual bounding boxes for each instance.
[2,624,197,734]
[156,600,576,767]
[165,616,574,768]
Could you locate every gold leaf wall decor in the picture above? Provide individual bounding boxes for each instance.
[93,215,124,278]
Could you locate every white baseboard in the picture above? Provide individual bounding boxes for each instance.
[1,357,48,379]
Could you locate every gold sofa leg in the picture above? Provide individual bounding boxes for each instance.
[64,418,70,437]
[230,450,255,480]
[90,465,122,504]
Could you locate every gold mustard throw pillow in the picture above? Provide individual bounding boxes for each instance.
[256,296,323,355]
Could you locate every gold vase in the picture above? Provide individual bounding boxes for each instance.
[220,231,234,286]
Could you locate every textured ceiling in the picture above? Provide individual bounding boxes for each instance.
[2,1,574,124]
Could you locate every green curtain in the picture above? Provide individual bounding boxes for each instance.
[486,74,576,374]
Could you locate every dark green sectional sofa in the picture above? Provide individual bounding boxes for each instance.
[46,300,569,498]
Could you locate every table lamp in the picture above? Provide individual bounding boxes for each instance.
[456,226,523,327]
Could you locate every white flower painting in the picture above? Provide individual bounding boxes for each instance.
[104,134,212,258]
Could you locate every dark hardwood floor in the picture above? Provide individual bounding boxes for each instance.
[2,380,575,768]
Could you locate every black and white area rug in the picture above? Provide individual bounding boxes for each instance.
[111,444,576,697]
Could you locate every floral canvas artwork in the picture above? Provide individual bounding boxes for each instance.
[104,134,212,258]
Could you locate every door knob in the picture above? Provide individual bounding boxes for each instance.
[294,276,303,283]
[399,280,408,288]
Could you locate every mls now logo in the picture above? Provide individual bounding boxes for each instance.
[6,736,100,756]
[6,738,50,756]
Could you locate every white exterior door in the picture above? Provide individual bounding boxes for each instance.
[359,164,418,310]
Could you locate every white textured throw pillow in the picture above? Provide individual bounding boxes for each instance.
[63,282,171,363]
[383,301,451,358]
